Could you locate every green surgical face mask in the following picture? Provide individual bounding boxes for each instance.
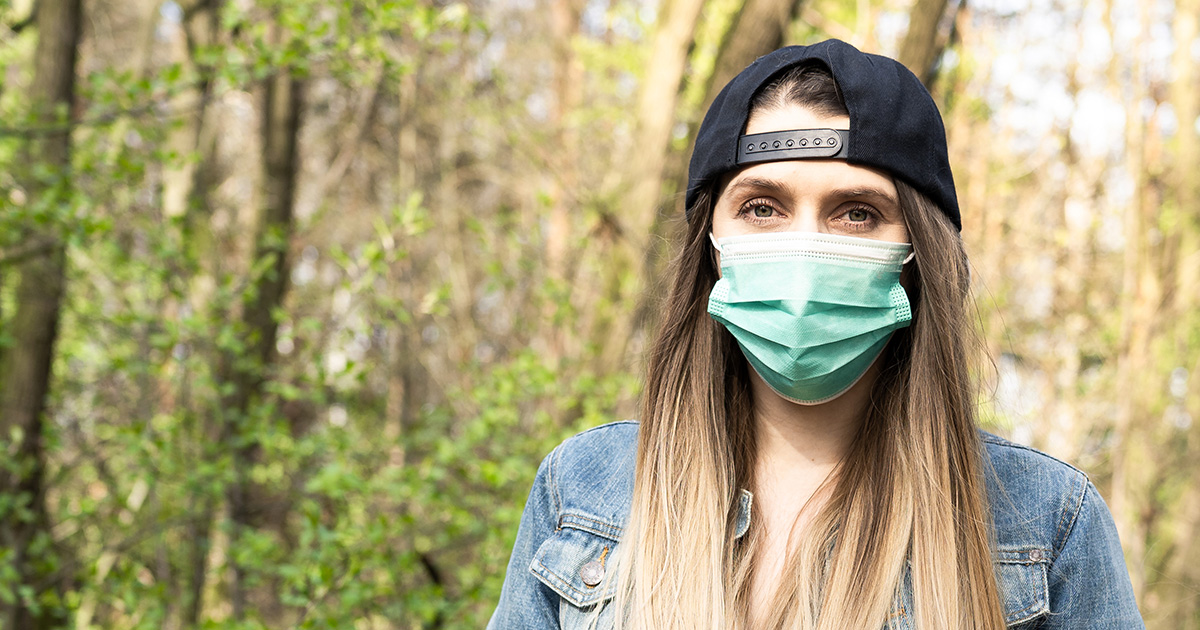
[707,231,914,405]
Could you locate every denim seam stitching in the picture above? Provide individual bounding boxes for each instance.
[1003,563,1050,624]
[569,419,639,440]
[1053,472,1087,559]
[560,513,624,540]
[996,550,1050,564]
[978,432,1088,478]
[530,557,617,607]
[549,444,562,526]
[529,558,587,604]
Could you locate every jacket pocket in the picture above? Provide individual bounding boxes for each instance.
[530,513,620,609]
[995,547,1051,626]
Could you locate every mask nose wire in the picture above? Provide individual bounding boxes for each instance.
[708,232,723,253]
[710,231,914,263]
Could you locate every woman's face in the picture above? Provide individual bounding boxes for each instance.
[711,105,909,243]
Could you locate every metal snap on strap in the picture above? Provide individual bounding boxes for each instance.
[737,128,850,164]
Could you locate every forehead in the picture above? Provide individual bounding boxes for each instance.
[745,104,849,136]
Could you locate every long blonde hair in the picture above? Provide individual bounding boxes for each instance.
[610,66,1006,629]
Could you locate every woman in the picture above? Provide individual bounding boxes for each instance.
[489,39,1143,629]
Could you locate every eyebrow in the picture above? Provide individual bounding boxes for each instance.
[723,176,783,197]
[829,186,900,207]
[724,176,900,207]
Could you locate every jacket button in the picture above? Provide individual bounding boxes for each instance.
[580,560,604,587]
[1029,549,1044,562]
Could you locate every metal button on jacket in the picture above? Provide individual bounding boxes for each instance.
[580,560,604,587]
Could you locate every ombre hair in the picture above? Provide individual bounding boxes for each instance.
[607,65,1007,629]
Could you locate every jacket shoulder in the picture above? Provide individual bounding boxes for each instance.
[979,431,1091,557]
[979,432,1145,627]
[980,430,1088,482]
[544,420,639,540]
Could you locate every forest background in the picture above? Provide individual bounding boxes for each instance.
[0,0,1198,627]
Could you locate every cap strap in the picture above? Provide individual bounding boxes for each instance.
[737,128,850,165]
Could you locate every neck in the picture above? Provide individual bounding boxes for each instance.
[749,361,876,512]
[752,363,874,467]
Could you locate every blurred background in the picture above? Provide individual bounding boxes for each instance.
[0,0,1198,627]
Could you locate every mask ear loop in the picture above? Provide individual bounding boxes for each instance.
[903,250,915,264]
[709,232,724,253]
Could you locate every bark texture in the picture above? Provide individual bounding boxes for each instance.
[1163,0,1200,622]
[1109,0,1158,600]
[702,0,805,117]
[619,0,708,242]
[0,0,82,628]
[596,0,708,368]
[217,54,305,619]
[897,0,953,87]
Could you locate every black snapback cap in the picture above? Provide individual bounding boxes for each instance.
[686,39,960,230]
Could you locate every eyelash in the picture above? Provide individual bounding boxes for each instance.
[835,204,879,232]
[735,198,783,224]
[735,199,880,230]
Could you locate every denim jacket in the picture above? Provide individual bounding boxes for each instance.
[489,421,1144,629]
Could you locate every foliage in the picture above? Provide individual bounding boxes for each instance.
[1,0,1198,628]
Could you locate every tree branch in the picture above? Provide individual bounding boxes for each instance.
[0,236,57,267]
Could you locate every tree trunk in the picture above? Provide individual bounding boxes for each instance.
[664,0,805,205]
[1162,0,1200,623]
[219,52,305,620]
[546,0,582,271]
[592,0,708,370]
[897,0,953,87]
[1170,0,1200,338]
[617,0,707,241]
[1109,0,1158,600]
[704,0,805,117]
[0,0,82,628]
[544,0,584,362]
[172,3,230,624]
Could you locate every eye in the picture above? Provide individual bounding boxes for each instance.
[736,198,784,222]
[845,207,871,222]
[832,204,880,232]
[752,204,775,218]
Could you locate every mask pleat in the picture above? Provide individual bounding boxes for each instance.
[707,232,914,404]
